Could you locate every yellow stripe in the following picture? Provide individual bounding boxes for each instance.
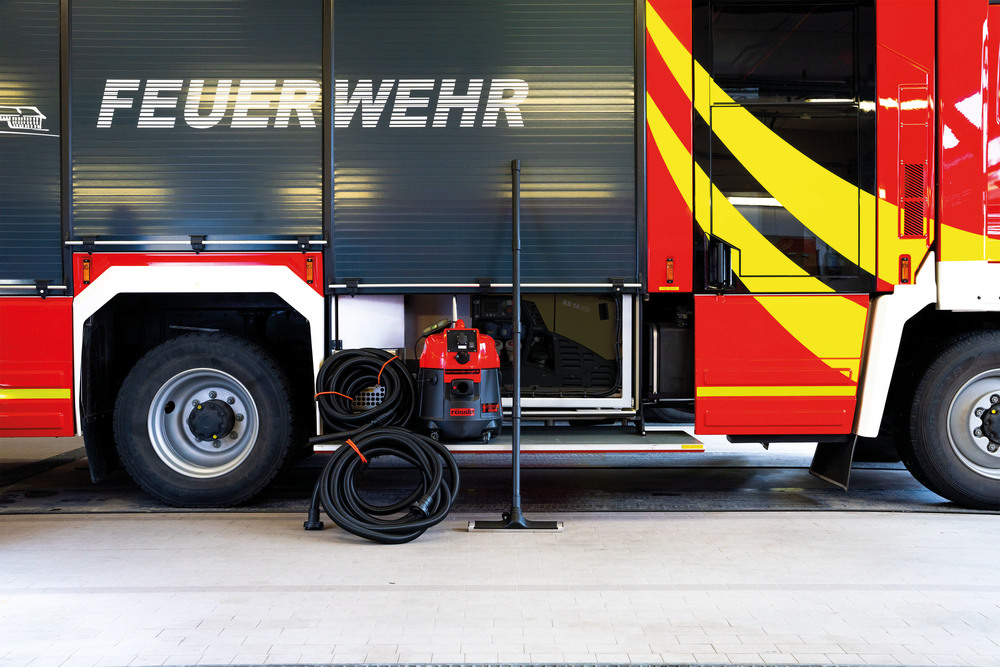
[878,198,935,279]
[647,94,831,293]
[0,388,72,400]
[646,93,693,210]
[648,3,886,283]
[697,385,857,398]
[940,223,986,261]
[753,295,868,380]
[645,3,692,100]
[703,74,875,276]
[697,168,834,293]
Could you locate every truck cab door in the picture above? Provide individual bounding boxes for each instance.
[691,1,876,435]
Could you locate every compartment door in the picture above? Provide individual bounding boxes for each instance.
[694,294,869,435]
[0,1,72,436]
[1,0,63,286]
[0,298,75,437]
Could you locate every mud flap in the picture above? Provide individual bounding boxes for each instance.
[809,434,858,491]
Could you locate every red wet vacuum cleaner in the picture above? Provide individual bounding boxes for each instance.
[417,319,501,443]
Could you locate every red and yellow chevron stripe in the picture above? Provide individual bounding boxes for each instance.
[645,0,934,291]
[695,293,869,434]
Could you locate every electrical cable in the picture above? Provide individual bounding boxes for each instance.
[304,426,460,544]
[311,348,415,443]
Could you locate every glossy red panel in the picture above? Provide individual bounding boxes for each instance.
[0,297,75,437]
[876,0,935,287]
[700,397,856,434]
[938,0,989,258]
[646,0,693,293]
[694,294,867,435]
[0,400,75,437]
[986,3,1000,258]
[74,252,324,296]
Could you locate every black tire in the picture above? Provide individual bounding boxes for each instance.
[852,435,902,463]
[909,331,1000,509]
[114,332,295,507]
[895,407,941,494]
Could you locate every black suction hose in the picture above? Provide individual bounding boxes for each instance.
[305,348,459,543]
[305,427,460,544]
[311,348,415,442]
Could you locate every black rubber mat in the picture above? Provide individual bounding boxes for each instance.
[2,447,994,515]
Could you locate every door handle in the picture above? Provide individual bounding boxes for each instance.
[708,237,735,290]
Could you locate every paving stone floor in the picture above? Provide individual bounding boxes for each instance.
[1,510,999,667]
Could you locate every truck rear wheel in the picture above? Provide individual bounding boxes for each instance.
[909,331,1000,509]
[114,332,295,507]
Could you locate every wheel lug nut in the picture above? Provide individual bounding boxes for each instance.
[213,440,222,448]
[209,391,217,399]
[991,395,999,404]
[975,428,984,438]
[191,400,200,407]
[236,414,244,422]
[229,432,238,439]
[976,408,986,417]
[989,443,999,453]
[227,396,235,404]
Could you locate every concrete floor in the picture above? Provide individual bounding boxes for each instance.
[2,437,1000,667]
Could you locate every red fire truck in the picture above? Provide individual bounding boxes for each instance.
[3,0,999,510]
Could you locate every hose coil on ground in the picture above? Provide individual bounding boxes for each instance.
[312,348,415,441]
[306,427,460,544]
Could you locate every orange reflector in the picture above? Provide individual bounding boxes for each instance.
[666,257,675,284]
[305,257,314,284]
[899,255,912,284]
[82,258,91,284]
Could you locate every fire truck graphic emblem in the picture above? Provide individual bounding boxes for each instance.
[0,105,50,134]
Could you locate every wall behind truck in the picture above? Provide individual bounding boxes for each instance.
[331,0,639,287]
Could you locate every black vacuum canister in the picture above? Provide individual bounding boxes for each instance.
[417,320,501,442]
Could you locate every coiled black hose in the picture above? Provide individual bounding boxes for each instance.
[305,427,460,544]
[311,348,415,442]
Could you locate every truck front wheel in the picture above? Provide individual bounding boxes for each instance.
[114,332,295,507]
[909,331,1000,509]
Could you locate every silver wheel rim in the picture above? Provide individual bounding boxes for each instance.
[147,368,259,478]
[946,369,1000,480]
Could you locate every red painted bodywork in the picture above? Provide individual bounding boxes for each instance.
[694,295,867,435]
[646,0,693,293]
[877,0,935,287]
[986,2,1000,255]
[74,252,324,296]
[938,0,989,257]
[0,297,75,437]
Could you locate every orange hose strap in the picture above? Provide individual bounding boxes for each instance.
[376,355,399,387]
[345,438,367,464]
[315,391,354,401]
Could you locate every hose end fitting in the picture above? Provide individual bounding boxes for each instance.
[303,507,325,531]
[410,494,435,518]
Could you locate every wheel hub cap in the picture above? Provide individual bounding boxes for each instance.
[949,375,1000,479]
[148,368,259,478]
[187,399,236,442]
